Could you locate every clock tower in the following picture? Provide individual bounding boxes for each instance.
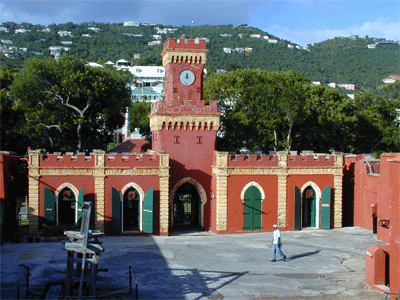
[149,37,220,232]
[162,36,208,106]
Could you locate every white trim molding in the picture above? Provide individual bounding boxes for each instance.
[240,181,266,202]
[120,182,145,232]
[300,181,321,229]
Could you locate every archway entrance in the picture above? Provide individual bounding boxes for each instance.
[302,186,316,228]
[123,187,140,232]
[172,182,201,232]
[58,187,76,226]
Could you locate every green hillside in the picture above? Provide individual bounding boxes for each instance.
[1,22,399,94]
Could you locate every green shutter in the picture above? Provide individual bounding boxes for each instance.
[321,185,331,229]
[111,187,121,235]
[143,187,154,234]
[77,188,84,223]
[44,187,56,225]
[294,186,301,230]
[252,187,262,230]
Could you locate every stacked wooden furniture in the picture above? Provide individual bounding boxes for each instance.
[64,202,104,299]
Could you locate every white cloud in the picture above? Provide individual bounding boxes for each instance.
[265,18,400,46]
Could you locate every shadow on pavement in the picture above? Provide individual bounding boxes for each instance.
[285,250,321,261]
[92,236,247,299]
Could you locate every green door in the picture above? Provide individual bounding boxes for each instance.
[143,187,154,234]
[303,187,316,227]
[111,187,121,235]
[77,188,84,223]
[294,186,301,230]
[321,185,331,229]
[44,187,56,225]
[243,186,262,231]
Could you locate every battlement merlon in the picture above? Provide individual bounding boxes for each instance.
[161,38,208,66]
[150,99,220,114]
[149,100,220,131]
[163,38,207,50]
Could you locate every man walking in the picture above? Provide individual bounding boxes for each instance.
[271,224,287,262]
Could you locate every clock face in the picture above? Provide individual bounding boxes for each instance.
[179,70,195,85]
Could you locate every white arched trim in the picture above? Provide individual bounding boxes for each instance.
[170,177,207,227]
[240,181,265,202]
[120,182,145,232]
[55,182,80,225]
[300,181,321,229]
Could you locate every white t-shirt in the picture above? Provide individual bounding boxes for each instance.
[273,229,281,244]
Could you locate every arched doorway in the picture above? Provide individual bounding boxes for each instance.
[123,187,140,232]
[58,187,76,226]
[243,186,262,231]
[302,186,316,228]
[172,182,201,232]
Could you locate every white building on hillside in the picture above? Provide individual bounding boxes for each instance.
[123,21,139,26]
[128,66,165,85]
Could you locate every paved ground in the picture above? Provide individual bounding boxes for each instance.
[0,227,388,299]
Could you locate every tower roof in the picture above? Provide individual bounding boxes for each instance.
[163,37,207,50]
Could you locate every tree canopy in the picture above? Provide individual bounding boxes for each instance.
[9,54,131,152]
[1,22,398,94]
[204,69,400,154]
[0,66,28,154]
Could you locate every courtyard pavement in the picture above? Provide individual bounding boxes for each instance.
[0,227,388,299]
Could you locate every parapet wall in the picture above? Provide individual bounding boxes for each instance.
[163,37,207,50]
[227,152,338,168]
[36,151,160,168]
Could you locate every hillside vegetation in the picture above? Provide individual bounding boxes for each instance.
[1,22,399,94]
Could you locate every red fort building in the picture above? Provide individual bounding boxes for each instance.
[27,37,344,236]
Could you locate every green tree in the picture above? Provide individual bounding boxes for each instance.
[133,56,162,66]
[0,66,28,154]
[128,101,152,150]
[353,92,400,153]
[205,69,399,154]
[10,54,131,152]
[204,69,310,152]
[383,81,400,100]
[294,85,359,153]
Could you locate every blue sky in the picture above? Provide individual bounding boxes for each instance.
[0,0,399,46]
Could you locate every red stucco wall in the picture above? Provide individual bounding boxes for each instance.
[286,174,334,230]
[348,154,393,242]
[388,156,400,298]
[34,153,162,234]
[152,120,217,231]
[348,153,400,297]
[226,175,278,233]
[38,175,95,222]
[103,175,160,235]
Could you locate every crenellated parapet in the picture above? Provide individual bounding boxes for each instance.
[29,151,162,176]
[161,37,208,66]
[149,100,220,132]
[151,99,219,113]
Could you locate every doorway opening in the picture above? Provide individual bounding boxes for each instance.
[172,182,201,232]
[302,186,316,228]
[123,187,140,232]
[58,187,76,226]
